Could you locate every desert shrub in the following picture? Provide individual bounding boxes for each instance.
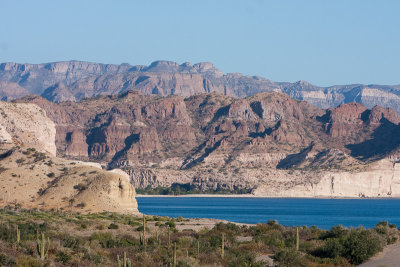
[73,183,87,192]
[96,224,105,230]
[76,202,86,208]
[47,172,55,178]
[108,223,119,229]
[33,151,46,162]
[322,238,344,258]
[342,228,385,264]
[0,224,14,242]
[128,220,141,227]
[274,248,306,267]
[83,253,103,265]
[136,225,149,232]
[0,222,48,242]
[165,221,176,228]
[320,225,348,239]
[59,233,85,250]
[15,256,42,267]
[56,251,72,264]
[16,157,25,164]
[215,222,241,234]
[90,232,122,248]
[0,253,15,266]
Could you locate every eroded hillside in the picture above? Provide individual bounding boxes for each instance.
[17,91,400,197]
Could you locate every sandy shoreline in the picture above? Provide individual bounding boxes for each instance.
[136,194,400,199]
[136,194,257,198]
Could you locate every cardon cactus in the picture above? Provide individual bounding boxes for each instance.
[36,233,49,260]
[16,225,20,244]
[221,233,225,258]
[117,252,132,267]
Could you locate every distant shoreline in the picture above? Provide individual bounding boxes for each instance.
[136,194,256,198]
[136,194,400,199]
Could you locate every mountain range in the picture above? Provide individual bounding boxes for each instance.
[1,60,400,198]
[1,60,400,112]
[15,89,400,197]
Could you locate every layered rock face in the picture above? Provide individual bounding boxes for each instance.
[0,101,139,214]
[17,90,400,197]
[1,60,400,113]
[254,159,400,198]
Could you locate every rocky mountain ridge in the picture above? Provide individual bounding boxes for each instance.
[1,60,400,113]
[16,90,400,197]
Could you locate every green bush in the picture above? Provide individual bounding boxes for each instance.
[73,183,87,192]
[56,251,72,264]
[165,221,176,228]
[108,223,119,229]
[342,228,385,264]
[274,248,306,267]
[90,232,122,248]
[321,225,348,239]
[0,253,15,266]
[323,238,344,258]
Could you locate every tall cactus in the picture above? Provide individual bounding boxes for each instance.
[197,240,200,258]
[16,225,20,244]
[221,233,225,258]
[36,233,49,260]
[168,227,171,248]
[117,252,132,267]
[143,214,146,247]
[173,242,177,267]
[296,227,299,251]
[117,255,121,267]
[156,230,159,244]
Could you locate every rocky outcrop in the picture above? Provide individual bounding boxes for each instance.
[38,165,138,214]
[0,100,139,214]
[0,146,139,214]
[254,159,400,198]
[0,101,56,156]
[65,129,88,157]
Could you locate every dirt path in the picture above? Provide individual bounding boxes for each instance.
[358,242,400,267]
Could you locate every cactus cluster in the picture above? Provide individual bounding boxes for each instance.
[37,233,49,260]
[117,252,132,267]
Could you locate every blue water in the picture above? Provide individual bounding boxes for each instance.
[137,197,400,230]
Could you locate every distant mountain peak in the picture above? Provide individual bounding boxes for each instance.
[0,60,399,113]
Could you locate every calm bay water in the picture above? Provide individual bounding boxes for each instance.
[137,197,400,230]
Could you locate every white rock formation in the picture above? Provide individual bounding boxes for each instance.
[0,101,56,155]
[253,159,400,198]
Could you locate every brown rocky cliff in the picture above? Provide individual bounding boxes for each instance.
[17,91,400,193]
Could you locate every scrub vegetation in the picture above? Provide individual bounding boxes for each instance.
[0,209,398,266]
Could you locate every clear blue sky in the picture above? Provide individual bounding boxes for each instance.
[1,0,399,86]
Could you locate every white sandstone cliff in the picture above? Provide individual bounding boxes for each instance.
[0,101,57,156]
